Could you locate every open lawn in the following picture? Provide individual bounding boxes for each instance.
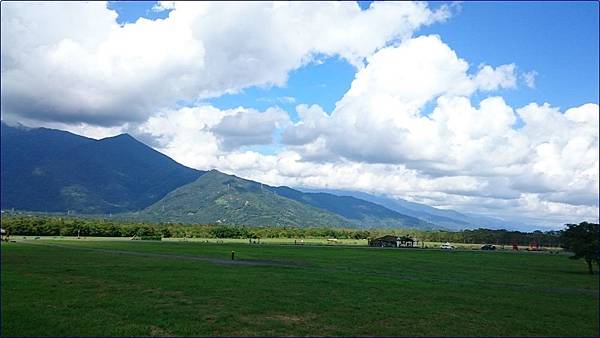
[1,239,597,336]
[7,236,564,251]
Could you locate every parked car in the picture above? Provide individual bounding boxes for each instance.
[440,242,455,250]
[481,244,496,250]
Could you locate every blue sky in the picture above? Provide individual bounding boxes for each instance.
[209,56,356,121]
[107,1,598,116]
[107,1,171,23]
[420,1,599,111]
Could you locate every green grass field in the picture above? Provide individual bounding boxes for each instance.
[1,239,597,336]
[8,236,564,251]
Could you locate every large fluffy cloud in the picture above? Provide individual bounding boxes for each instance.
[275,35,598,226]
[1,1,449,126]
[1,2,205,125]
[283,35,523,170]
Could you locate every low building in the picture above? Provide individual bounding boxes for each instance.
[368,235,398,247]
[368,235,419,248]
[397,235,416,247]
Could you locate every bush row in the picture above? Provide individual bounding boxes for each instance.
[0,214,563,246]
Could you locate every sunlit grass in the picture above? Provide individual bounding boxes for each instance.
[1,239,596,336]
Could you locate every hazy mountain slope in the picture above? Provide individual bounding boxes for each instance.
[301,189,485,230]
[296,188,530,230]
[270,186,435,229]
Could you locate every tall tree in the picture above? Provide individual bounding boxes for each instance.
[561,222,599,274]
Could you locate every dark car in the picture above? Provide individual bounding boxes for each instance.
[481,244,496,250]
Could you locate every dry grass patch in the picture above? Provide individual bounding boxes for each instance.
[149,325,174,336]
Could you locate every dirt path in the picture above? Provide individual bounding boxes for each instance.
[16,241,304,268]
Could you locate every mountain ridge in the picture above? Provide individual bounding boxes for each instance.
[1,122,203,213]
[137,170,351,227]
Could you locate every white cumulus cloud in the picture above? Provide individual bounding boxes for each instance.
[1,1,449,126]
[474,63,517,91]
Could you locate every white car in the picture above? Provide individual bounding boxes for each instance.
[440,242,455,250]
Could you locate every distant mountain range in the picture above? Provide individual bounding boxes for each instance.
[298,188,531,231]
[1,122,522,230]
[268,186,433,229]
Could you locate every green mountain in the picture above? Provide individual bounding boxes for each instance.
[138,170,350,227]
[139,170,434,229]
[1,122,203,213]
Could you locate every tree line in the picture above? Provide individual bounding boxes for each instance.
[0,214,567,246]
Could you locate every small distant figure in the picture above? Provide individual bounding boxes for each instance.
[512,244,519,251]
